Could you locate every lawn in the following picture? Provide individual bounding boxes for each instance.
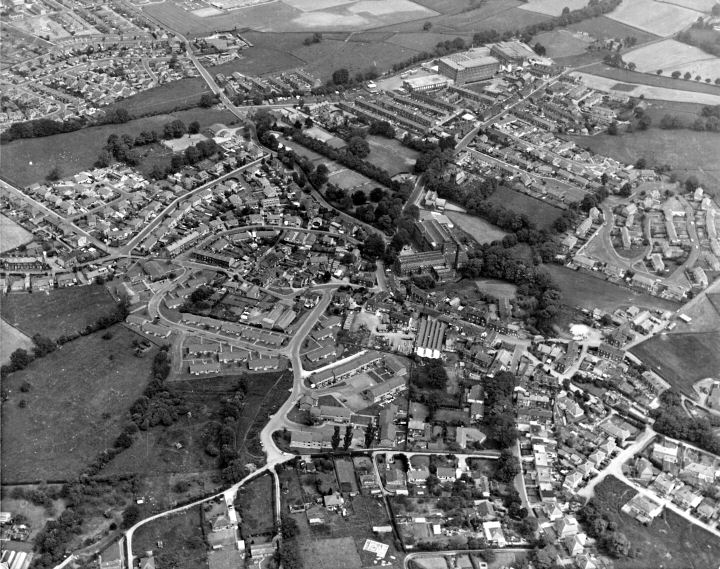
[132,506,209,569]
[0,284,120,341]
[235,473,275,538]
[588,475,720,569]
[630,332,720,396]
[107,77,212,117]
[0,324,159,482]
[444,211,508,244]
[566,129,720,193]
[541,264,680,312]
[485,186,563,230]
[0,213,33,253]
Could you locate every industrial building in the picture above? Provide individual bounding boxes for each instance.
[415,316,447,359]
[438,47,499,85]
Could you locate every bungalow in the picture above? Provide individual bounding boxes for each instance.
[622,492,663,524]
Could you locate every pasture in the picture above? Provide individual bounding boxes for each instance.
[107,77,211,117]
[1,285,120,340]
[0,213,33,253]
[541,264,680,312]
[630,332,720,396]
[444,210,508,244]
[589,476,720,569]
[0,318,33,366]
[485,186,563,231]
[566,129,720,192]
[0,324,158,483]
[606,0,704,37]
[519,0,589,17]
[567,16,660,43]
[625,39,720,80]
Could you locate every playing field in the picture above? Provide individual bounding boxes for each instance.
[444,210,508,244]
[1,324,158,482]
[566,129,720,192]
[519,0,588,17]
[606,0,704,37]
[631,332,720,396]
[365,135,418,177]
[0,213,33,253]
[625,39,720,79]
[533,29,593,58]
[0,285,120,340]
[485,186,563,231]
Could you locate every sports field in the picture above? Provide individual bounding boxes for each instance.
[606,0,704,37]
[631,331,720,396]
[1,284,120,340]
[365,135,418,177]
[1,324,158,482]
[625,39,720,80]
[566,129,720,192]
[533,29,593,58]
[0,213,33,253]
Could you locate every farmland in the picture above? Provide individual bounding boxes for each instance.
[0,324,158,483]
[0,318,33,365]
[519,0,589,17]
[444,211,508,244]
[0,285,120,340]
[567,16,659,44]
[605,0,705,37]
[580,63,720,96]
[532,29,593,58]
[541,264,680,313]
[625,39,720,80]
[0,109,238,187]
[132,506,208,569]
[630,332,720,396]
[485,186,563,231]
[587,476,720,569]
[0,213,33,253]
[566,129,720,191]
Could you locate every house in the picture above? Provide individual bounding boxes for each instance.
[436,467,456,481]
[483,520,506,547]
[633,457,654,481]
[652,441,679,464]
[385,468,408,494]
[563,471,583,491]
[622,492,663,524]
[565,534,586,557]
[555,516,580,538]
[681,462,715,486]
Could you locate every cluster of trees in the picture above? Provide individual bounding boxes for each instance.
[411,359,449,390]
[577,500,632,558]
[659,105,720,132]
[303,32,322,46]
[483,371,519,447]
[368,119,396,139]
[650,391,720,455]
[677,27,720,60]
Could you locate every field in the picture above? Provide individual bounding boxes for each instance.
[444,210,508,244]
[485,186,563,231]
[519,0,589,17]
[541,264,680,312]
[567,15,660,43]
[365,135,418,177]
[566,129,720,191]
[606,0,705,37]
[0,318,33,365]
[630,332,720,396]
[0,324,158,482]
[581,63,720,96]
[532,29,593,58]
[0,285,120,340]
[235,474,275,537]
[132,506,208,569]
[106,77,211,116]
[625,39,720,80]
[0,213,33,253]
[0,109,238,187]
[588,475,720,569]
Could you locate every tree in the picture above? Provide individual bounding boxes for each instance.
[361,233,385,261]
[95,149,112,168]
[672,70,682,78]
[684,71,692,80]
[352,190,367,206]
[199,93,216,108]
[47,164,63,181]
[423,21,432,31]
[369,187,385,202]
[495,449,520,483]
[343,425,353,450]
[121,504,141,529]
[331,426,341,450]
[627,62,636,71]
[332,68,350,85]
[685,175,700,192]
[348,136,370,158]
[188,120,200,134]
[656,69,663,75]
[635,157,647,169]
[607,121,618,135]
[364,423,376,448]
[605,531,631,557]
[533,42,546,56]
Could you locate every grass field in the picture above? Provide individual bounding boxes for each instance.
[532,29,592,58]
[567,15,660,43]
[107,77,211,117]
[541,264,680,312]
[519,0,589,17]
[589,475,720,569]
[132,506,208,569]
[581,62,720,96]
[235,473,275,537]
[566,129,720,192]
[0,324,158,483]
[0,109,238,187]
[486,186,563,231]
[625,39,720,80]
[0,213,33,253]
[606,0,704,37]
[365,135,418,176]
[0,318,33,365]
[444,210,508,244]
[630,332,720,396]
[0,285,120,340]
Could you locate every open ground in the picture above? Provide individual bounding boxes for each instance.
[1,285,120,340]
[541,264,680,313]
[566,129,720,192]
[630,332,720,396]
[0,109,239,188]
[486,186,563,231]
[588,475,720,569]
[625,39,720,80]
[605,0,705,37]
[444,210,508,244]
[0,324,158,483]
[519,0,589,17]
[0,213,33,253]
[106,77,212,117]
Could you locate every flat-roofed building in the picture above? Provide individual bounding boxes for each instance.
[490,40,538,64]
[438,48,499,85]
[403,74,450,92]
